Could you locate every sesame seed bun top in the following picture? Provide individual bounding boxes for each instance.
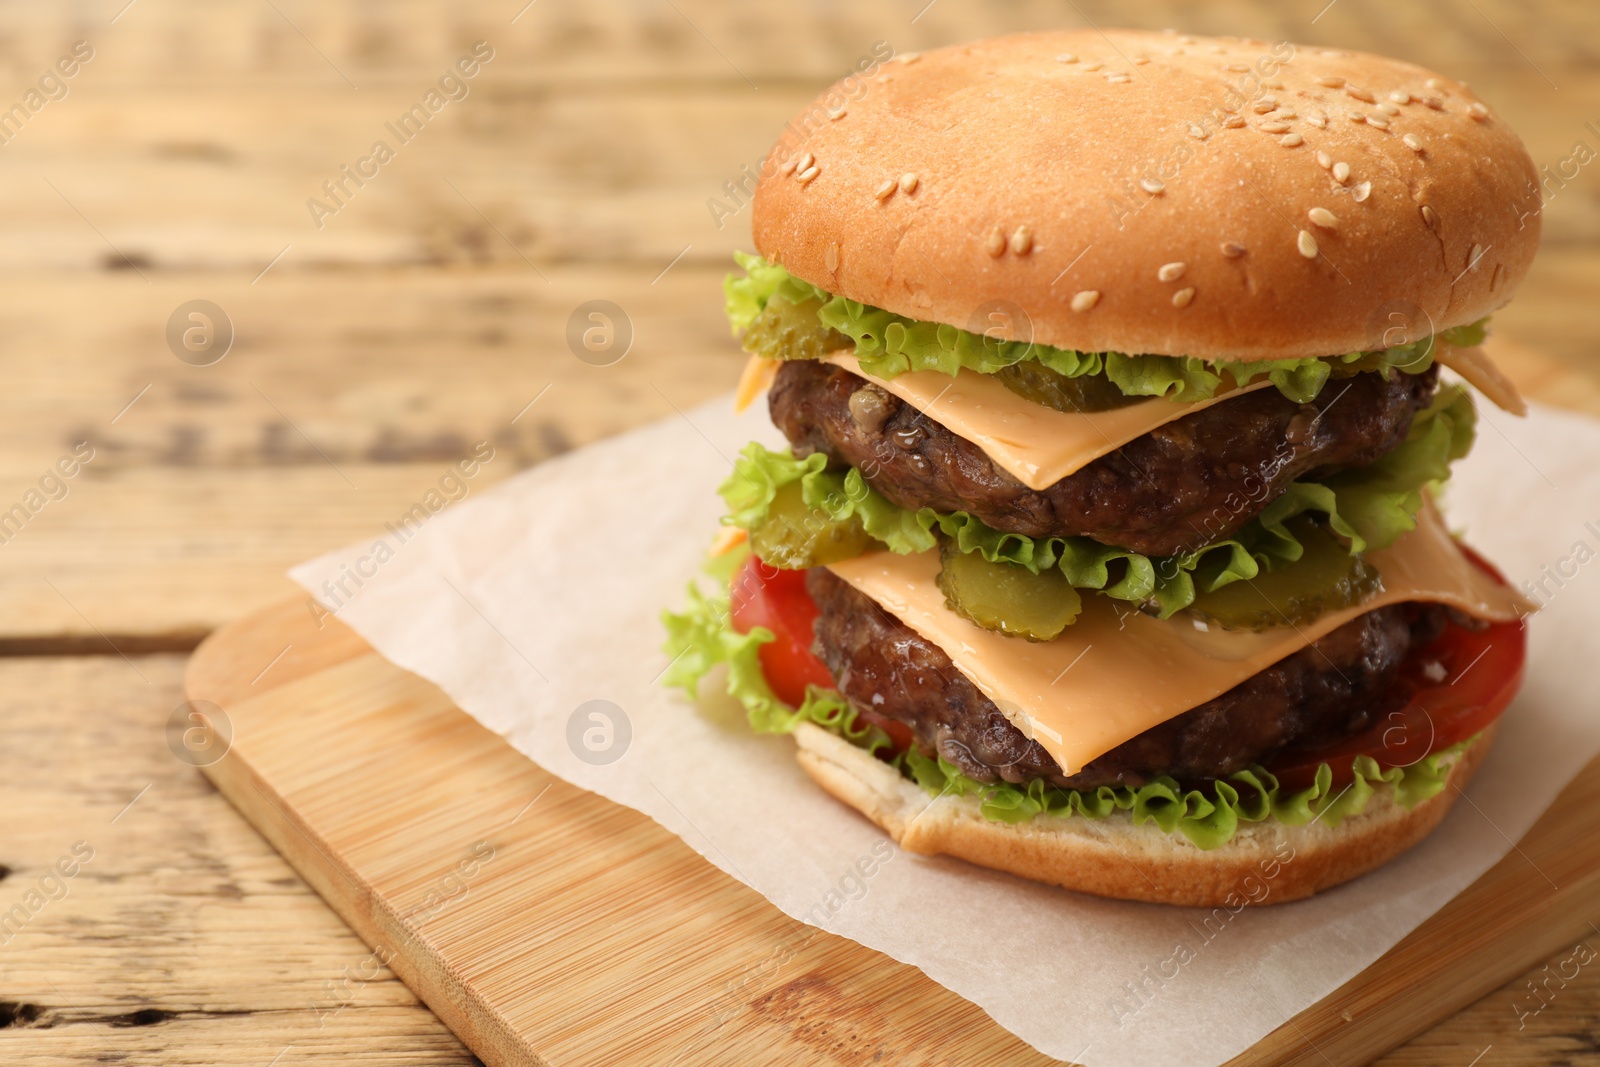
[751,30,1542,362]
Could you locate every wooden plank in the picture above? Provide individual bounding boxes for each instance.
[0,653,476,1064]
[180,594,1600,1067]
[0,0,1588,88]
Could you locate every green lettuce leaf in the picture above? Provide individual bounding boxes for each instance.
[660,541,896,753]
[725,254,1471,403]
[660,547,1477,850]
[718,383,1476,618]
[903,738,1477,850]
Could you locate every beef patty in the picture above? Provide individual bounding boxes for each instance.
[770,360,1438,556]
[806,567,1450,790]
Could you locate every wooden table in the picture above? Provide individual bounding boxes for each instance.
[1,0,1596,1062]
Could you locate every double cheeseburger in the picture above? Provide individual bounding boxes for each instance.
[665,29,1540,906]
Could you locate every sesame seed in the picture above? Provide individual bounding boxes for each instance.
[828,107,848,121]
[1057,53,1078,63]
[1280,132,1305,147]
[1071,290,1101,312]
[1426,78,1443,90]
[1106,72,1132,83]
[1421,205,1438,228]
[1316,75,1345,88]
[1390,91,1411,104]
[1178,34,1196,43]
[780,157,799,175]
[825,243,839,271]
[986,227,1006,257]
[1227,63,1249,73]
[901,52,922,63]
[1349,114,1367,124]
[1222,115,1247,128]
[1252,97,1278,114]
[1259,120,1291,133]
[1010,225,1033,255]
[1316,151,1333,169]
[1082,61,1103,72]
[899,172,919,194]
[1345,85,1375,103]
[1469,102,1489,120]
[1297,230,1319,258]
[1308,206,1339,228]
[1221,241,1247,258]
[797,152,814,171]
[1133,55,1150,65]
[1140,178,1166,194]
[1333,161,1351,183]
[1307,113,1328,128]
[1158,261,1186,282]
[1189,125,1208,140]
[1377,102,1400,116]
[797,165,820,183]
[1172,287,1196,308]
[1262,79,1284,90]
[1423,96,1444,110]
[1468,243,1485,271]
[1403,133,1424,152]
[1366,116,1390,130]
[874,178,896,200]
[1278,109,1298,120]
[1353,181,1372,202]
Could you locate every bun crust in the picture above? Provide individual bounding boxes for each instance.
[753,31,1540,362]
[792,721,1497,906]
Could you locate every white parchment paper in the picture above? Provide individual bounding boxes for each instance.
[291,393,1600,1067]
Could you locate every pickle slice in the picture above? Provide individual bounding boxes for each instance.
[936,540,1082,641]
[741,295,852,363]
[748,481,875,569]
[1186,518,1383,632]
[995,360,1142,413]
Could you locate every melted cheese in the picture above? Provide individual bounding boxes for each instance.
[825,503,1533,775]
[1436,344,1526,416]
[824,353,1272,491]
[735,355,778,414]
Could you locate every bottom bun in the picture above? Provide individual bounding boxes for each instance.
[793,721,1498,907]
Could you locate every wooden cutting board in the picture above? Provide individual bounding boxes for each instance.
[185,596,1600,1067]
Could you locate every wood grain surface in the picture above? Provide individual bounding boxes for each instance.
[1,0,1597,1062]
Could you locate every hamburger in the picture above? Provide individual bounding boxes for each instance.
[664,29,1540,906]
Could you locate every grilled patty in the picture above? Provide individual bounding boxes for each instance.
[770,360,1438,556]
[806,567,1450,790]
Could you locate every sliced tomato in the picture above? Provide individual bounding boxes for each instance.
[728,555,836,708]
[728,554,915,752]
[1266,547,1527,792]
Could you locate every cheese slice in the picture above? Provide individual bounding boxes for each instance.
[824,353,1272,491]
[825,502,1532,775]
[734,355,778,414]
[1436,343,1526,416]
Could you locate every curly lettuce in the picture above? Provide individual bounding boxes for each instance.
[660,544,895,750]
[719,384,1476,618]
[660,544,1475,850]
[903,738,1476,850]
[725,253,1477,403]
